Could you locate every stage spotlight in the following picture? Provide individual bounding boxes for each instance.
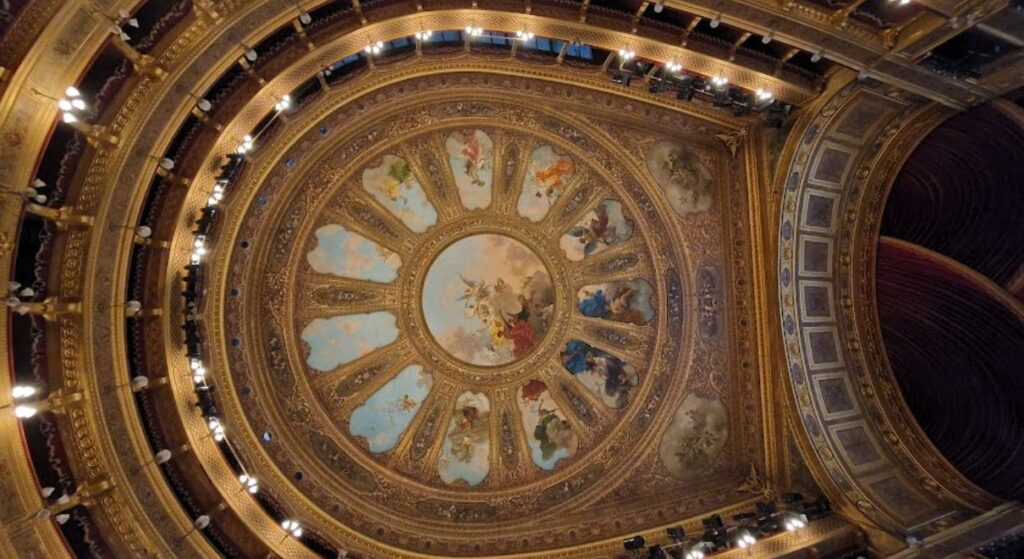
[804,495,832,519]
[676,87,694,101]
[666,527,685,542]
[712,88,732,107]
[702,514,724,530]
[782,512,807,531]
[754,500,779,533]
[632,61,654,77]
[756,501,776,515]
[623,535,646,551]
[733,528,757,549]
[612,72,632,86]
[783,492,805,506]
[732,511,756,523]
[649,79,666,94]
[647,544,667,559]
[702,515,728,550]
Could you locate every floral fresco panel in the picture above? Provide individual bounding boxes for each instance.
[645,140,714,216]
[658,393,729,479]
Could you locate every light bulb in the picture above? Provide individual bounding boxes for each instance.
[14,405,38,418]
[12,385,37,399]
[155,449,172,464]
[62,113,78,124]
[65,86,81,98]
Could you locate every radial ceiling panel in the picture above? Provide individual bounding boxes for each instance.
[207,73,766,556]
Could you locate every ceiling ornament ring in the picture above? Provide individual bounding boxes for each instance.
[775,76,1002,538]
[398,215,577,386]
[178,66,770,552]
[155,59,755,558]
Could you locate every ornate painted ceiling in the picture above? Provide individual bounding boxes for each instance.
[2,0,1023,557]
[211,73,766,556]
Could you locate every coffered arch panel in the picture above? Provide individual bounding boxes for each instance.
[775,77,1003,538]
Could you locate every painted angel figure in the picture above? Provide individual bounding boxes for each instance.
[382,158,414,201]
[532,156,575,200]
[456,130,490,187]
[457,275,492,319]
[566,203,618,257]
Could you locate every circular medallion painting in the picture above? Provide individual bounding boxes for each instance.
[422,234,555,366]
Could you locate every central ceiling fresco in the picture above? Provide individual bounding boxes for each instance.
[208,72,766,556]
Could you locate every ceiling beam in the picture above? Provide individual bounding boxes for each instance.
[663,0,987,107]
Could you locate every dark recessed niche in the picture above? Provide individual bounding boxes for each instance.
[293,471,304,481]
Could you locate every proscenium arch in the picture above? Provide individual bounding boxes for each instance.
[773,74,1003,546]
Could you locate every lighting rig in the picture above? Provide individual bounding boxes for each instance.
[609,51,791,125]
[621,494,830,557]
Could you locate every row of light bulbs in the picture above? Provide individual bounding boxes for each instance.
[361,27,540,54]
[12,78,309,543]
[616,47,776,102]
[178,109,309,545]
